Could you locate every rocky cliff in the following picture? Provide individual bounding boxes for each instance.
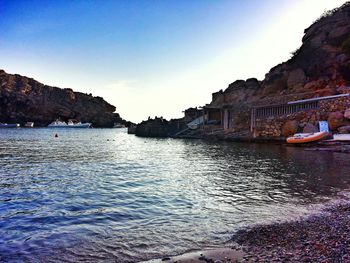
[209,2,350,108]
[136,3,350,138]
[0,70,127,127]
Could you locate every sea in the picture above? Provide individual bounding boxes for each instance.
[1,128,350,262]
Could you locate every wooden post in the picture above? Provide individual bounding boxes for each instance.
[220,109,223,127]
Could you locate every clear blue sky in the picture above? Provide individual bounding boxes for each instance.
[0,0,347,122]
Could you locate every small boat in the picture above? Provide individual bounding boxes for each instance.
[0,123,20,128]
[67,120,91,128]
[286,131,328,144]
[333,134,350,141]
[25,122,34,128]
[188,124,198,130]
[48,120,68,128]
[187,116,204,130]
[48,119,91,128]
[113,123,125,128]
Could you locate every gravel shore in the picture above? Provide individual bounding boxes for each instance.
[233,202,350,262]
[143,201,350,263]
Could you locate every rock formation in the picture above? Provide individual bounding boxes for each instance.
[281,120,299,137]
[135,117,170,137]
[209,2,350,110]
[136,3,350,139]
[0,70,129,127]
[201,2,350,138]
[135,117,187,137]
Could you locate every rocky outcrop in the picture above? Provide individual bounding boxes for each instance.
[137,3,350,139]
[338,125,350,133]
[135,117,187,137]
[208,2,350,107]
[281,120,299,137]
[327,111,345,130]
[135,118,170,137]
[203,2,350,137]
[344,108,350,119]
[0,70,129,127]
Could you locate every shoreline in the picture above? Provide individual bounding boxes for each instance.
[142,198,350,263]
[142,248,244,263]
[233,200,350,262]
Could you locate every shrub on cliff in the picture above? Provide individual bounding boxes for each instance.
[341,34,350,55]
[312,2,349,25]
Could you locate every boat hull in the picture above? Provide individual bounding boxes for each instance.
[0,124,20,128]
[47,124,91,128]
[286,132,328,144]
[333,134,350,141]
[25,122,34,128]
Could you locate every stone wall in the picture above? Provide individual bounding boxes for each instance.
[254,96,350,137]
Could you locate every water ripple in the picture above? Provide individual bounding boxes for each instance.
[0,128,350,262]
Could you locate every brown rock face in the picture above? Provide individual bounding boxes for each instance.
[344,108,350,119]
[206,3,350,112]
[286,68,306,91]
[338,125,350,133]
[0,70,127,127]
[197,3,350,137]
[282,120,299,137]
[328,111,345,130]
[135,118,170,137]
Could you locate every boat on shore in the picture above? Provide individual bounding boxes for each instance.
[333,134,350,141]
[25,122,34,128]
[0,123,20,128]
[113,123,126,128]
[286,131,328,144]
[48,119,91,128]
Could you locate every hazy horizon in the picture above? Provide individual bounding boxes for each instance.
[1,0,347,123]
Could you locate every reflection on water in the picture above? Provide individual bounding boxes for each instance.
[0,128,349,262]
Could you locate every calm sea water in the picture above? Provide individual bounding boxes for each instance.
[1,128,350,262]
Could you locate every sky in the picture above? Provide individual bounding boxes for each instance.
[0,0,348,123]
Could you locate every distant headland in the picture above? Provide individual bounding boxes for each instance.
[0,70,131,128]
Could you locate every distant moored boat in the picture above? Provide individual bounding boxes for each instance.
[0,123,20,128]
[48,119,91,128]
[25,122,34,128]
[113,123,126,128]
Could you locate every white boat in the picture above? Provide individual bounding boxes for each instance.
[25,122,34,128]
[67,120,91,128]
[333,134,350,141]
[0,123,20,128]
[187,116,204,130]
[113,123,125,128]
[48,120,91,128]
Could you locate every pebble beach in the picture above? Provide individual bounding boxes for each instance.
[233,201,350,262]
[146,200,350,263]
